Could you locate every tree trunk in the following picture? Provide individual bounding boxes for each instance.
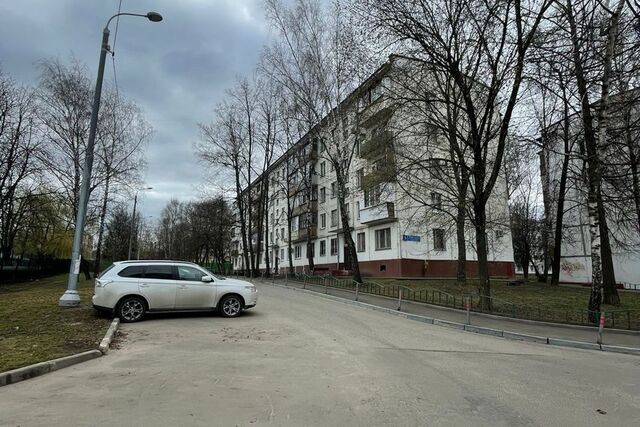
[593,0,623,307]
[455,189,467,283]
[93,175,110,276]
[551,101,571,287]
[337,174,361,283]
[287,198,294,274]
[599,195,620,305]
[474,201,491,310]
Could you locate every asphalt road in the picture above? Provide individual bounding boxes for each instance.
[1,283,639,427]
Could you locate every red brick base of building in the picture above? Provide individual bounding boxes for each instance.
[280,258,515,279]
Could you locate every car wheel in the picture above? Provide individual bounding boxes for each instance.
[219,295,243,318]
[118,296,146,323]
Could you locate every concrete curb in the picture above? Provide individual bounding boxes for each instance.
[0,350,102,387]
[1,317,120,388]
[262,280,640,356]
[99,318,120,354]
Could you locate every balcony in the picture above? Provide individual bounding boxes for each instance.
[360,202,396,225]
[292,200,318,217]
[291,225,318,243]
[359,101,393,129]
[360,130,393,160]
[362,159,397,188]
[287,175,318,197]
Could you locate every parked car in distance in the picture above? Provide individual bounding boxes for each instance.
[92,260,258,322]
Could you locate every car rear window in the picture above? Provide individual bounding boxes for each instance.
[118,266,145,278]
[97,264,116,279]
[144,265,174,280]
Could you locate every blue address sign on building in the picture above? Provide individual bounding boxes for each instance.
[402,235,421,242]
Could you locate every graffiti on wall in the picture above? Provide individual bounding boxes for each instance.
[560,259,585,276]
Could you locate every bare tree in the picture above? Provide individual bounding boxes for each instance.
[357,0,554,307]
[263,0,370,282]
[92,93,151,275]
[0,71,40,268]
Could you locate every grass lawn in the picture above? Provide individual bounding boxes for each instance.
[354,277,640,328]
[0,274,110,373]
[370,278,640,313]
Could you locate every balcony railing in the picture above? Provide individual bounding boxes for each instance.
[292,225,318,243]
[360,202,396,224]
[362,159,397,188]
[358,100,393,128]
[360,130,392,159]
[292,200,318,217]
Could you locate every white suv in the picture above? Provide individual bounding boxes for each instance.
[92,260,258,322]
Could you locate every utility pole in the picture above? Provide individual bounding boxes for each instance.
[59,11,163,307]
[128,193,138,260]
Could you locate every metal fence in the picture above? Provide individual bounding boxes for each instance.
[280,272,640,330]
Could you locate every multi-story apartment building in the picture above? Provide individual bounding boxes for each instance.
[232,56,515,278]
[539,91,640,286]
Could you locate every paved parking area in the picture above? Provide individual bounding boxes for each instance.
[0,283,639,426]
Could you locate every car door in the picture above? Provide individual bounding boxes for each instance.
[138,264,177,310]
[174,265,216,309]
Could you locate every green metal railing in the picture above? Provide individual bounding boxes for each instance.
[281,274,640,330]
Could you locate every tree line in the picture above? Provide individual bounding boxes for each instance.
[0,58,150,279]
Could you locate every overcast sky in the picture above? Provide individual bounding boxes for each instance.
[0,0,267,220]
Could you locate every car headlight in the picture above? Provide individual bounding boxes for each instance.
[244,286,257,293]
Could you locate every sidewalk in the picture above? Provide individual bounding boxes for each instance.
[261,278,640,349]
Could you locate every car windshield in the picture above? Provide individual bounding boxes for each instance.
[202,267,226,280]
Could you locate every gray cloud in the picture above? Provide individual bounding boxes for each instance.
[0,0,267,220]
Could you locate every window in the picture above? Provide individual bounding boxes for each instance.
[375,228,392,250]
[295,245,302,259]
[320,213,326,229]
[320,139,326,153]
[320,187,326,203]
[269,231,273,242]
[364,185,382,207]
[495,229,505,240]
[177,266,204,281]
[331,209,338,227]
[280,248,285,260]
[355,139,360,156]
[429,159,444,179]
[357,232,366,252]
[370,81,384,102]
[330,238,338,256]
[144,265,175,280]
[320,240,326,256]
[331,182,337,198]
[356,169,364,188]
[281,227,285,239]
[320,161,326,177]
[118,266,145,278]
[433,229,446,251]
[430,192,442,210]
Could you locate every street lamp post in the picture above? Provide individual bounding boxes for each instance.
[59,11,163,307]
[128,187,153,260]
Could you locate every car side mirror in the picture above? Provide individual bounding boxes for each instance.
[201,276,213,283]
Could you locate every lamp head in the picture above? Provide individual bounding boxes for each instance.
[146,12,163,22]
